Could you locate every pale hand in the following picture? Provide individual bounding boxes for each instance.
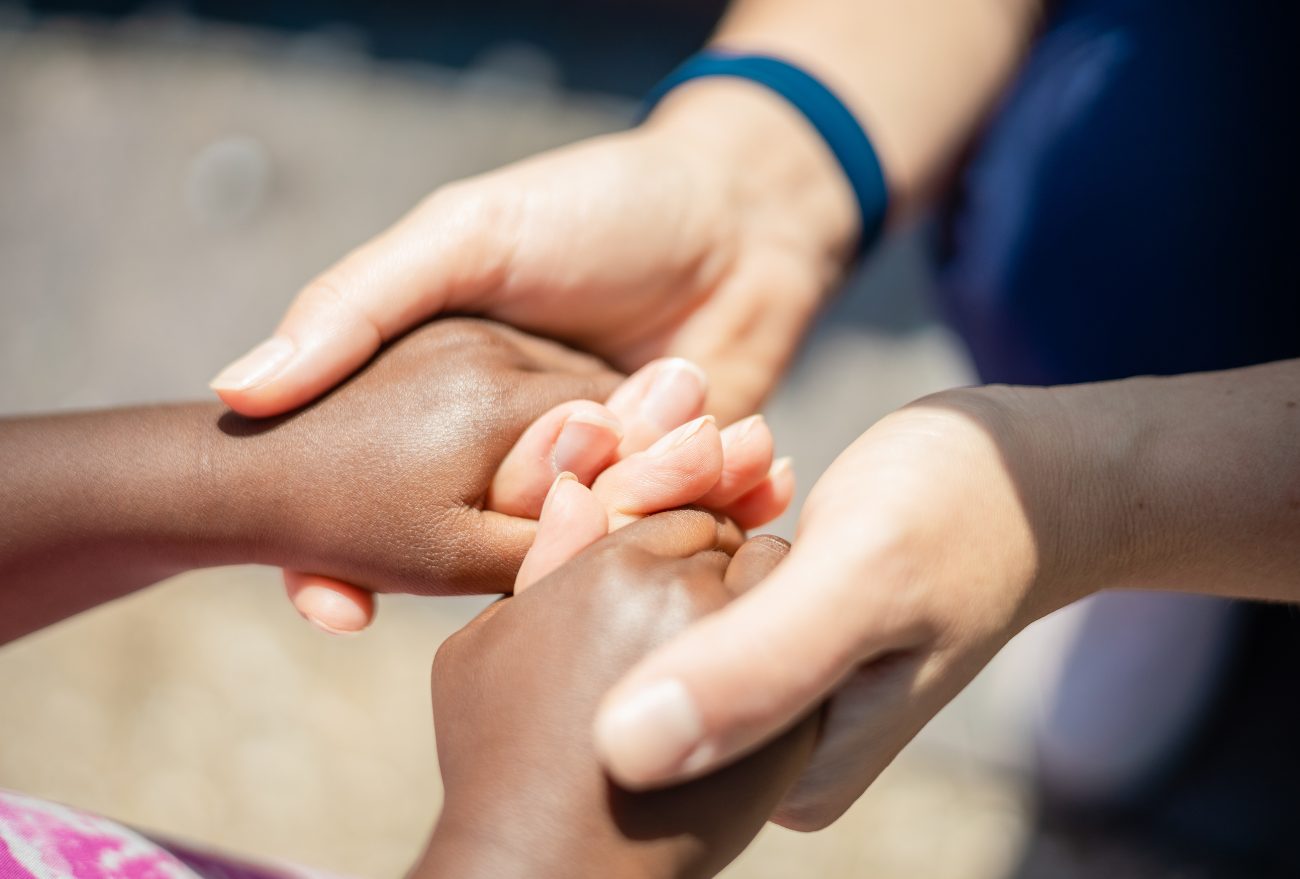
[210,80,857,426]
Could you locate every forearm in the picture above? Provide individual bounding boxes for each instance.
[709,0,1041,214]
[978,359,1300,610]
[0,405,271,642]
[1059,359,1300,602]
[638,0,1040,316]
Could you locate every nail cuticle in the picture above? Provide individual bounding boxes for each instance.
[641,364,706,432]
[723,414,763,450]
[210,336,296,391]
[646,415,714,457]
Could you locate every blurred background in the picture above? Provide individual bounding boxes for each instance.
[0,3,1114,877]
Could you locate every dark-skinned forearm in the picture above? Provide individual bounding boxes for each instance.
[0,404,283,643]
[969,358,1300,613]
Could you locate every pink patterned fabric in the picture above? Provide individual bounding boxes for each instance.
[0,790,354,879]
[0,790,197,879]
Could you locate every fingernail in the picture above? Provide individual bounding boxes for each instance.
[292,585,369,635]
[770,456,793,478]
[553,412,623,477]
[642,359,708,432]
[646,414,715,457]
[721,414,764,450]
[304,615,359,637]
[210,336,296,391]
[540,471,579,519]
[595,679,705,784]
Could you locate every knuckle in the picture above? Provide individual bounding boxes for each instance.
[299,273,350,313]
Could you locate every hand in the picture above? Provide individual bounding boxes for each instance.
[418,512,820,879]
[0,317,622,641]
[589,387,1081,828]
[225,317,627,596]
[210,79,857,425]
[285,356,795,634]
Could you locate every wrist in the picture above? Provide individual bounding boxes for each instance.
[416,813,665,879]
[643,77,859,283]
[950,382,1140,616]
[0,404,278,642]
[876,384,1102,625]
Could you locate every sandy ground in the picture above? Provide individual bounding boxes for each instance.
[0,15,1039,878]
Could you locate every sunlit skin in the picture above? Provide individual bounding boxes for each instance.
[0,319,643,642]
[595,361,1300,829]
[0,312,807,879]
[418,513,819,879]
[205,0,1044,827]
[283,357,794,634]
[210,0,1040,424]
[191,0,1300,832]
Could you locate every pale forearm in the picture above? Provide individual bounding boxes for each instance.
[712,0,1043,212]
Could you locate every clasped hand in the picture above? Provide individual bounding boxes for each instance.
[274,318,793,634]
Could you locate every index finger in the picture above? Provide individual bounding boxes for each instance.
[211,190,504,418]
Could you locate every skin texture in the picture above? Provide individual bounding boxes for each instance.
[211,0,1043,423]
[0,318,620,644]
[595,359,1300,828]
[285,361,796,634]
[418,513,820,879]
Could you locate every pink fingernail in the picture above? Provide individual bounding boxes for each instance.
[553,412,623,478]
[641,359,708,433]
[594,679,706,785]
[293,585,368,636]
[304,615,359,637]
[540,471,579,519]
[210,336,296,391]
[720,414,764,450]
[646,415,715,457]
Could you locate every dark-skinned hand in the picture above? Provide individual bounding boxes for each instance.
[418,511,821,879]
[0,318,620,643]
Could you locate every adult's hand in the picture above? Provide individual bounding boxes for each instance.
[210,79,858,425]
[591,361,1300,829]
[590,391,1047,828]
[207,0,1044,424]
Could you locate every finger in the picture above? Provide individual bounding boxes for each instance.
[665,250,825,425]
[591,416,724,530]
[593,533,881,790]
[723,534,791,597]
[770,654,928,831]
[597,508,733,561]
[487,401,623,518]
[604,358,708,457]
[514,474,610,593]
[720,457,795,530]
[210,193,502,417]
[284,570,376,635]
[696,414,774,509]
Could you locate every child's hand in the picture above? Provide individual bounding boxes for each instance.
[418,512,820,879]
[286,358,795,634]
[223,318,624,599]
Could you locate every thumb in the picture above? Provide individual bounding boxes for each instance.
[592,534,871,790]
[211,189,504,417]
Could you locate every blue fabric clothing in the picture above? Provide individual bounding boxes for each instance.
[934,0,1300,386]
[932,0,1300,871]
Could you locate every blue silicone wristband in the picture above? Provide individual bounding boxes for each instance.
[639,50,888,254]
